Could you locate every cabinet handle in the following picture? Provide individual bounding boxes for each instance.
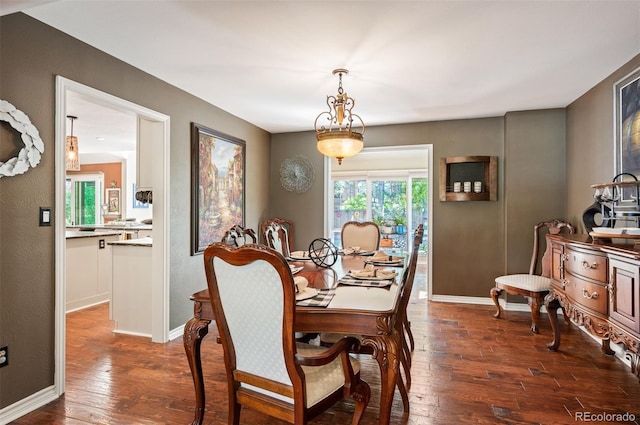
[581,260,598,270]
[607,282,614,298]
[581,288,599,300]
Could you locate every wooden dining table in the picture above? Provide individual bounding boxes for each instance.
[183,253,407,425]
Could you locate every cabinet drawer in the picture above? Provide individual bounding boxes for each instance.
[565,249,607,283]
[565,273,608,315]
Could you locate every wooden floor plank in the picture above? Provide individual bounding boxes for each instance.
[10,261,640,424]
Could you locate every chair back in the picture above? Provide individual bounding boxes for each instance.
[341,221,380,251]
[397,225,423,322]
[533,219,575,277]
[261,217,294,258]
[204,243,299,401]
[221,225,257,247]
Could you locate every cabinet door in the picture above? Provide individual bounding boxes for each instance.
[609,257,640,333]
[137,118,162,190]
[549,241,565,283]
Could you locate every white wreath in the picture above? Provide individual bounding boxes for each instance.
[0,100,44,178]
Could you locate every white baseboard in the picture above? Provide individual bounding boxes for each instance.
[0,385,57,425]
[66,298,109,314]
[168,324,185,341]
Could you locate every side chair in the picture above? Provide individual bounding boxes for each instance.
[261,217,294,258]
[490,219,575,333]
[320,224,424,413]
[221,224,257,247]
[341,221,380,252]
[203,243,370,425]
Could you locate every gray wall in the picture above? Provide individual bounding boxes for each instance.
[0,13,270,407]
[566,54,640,229]
[271,112,567,297]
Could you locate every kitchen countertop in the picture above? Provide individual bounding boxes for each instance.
[108,236,153,247]
[67,224,153,231]
[66,230,123,239]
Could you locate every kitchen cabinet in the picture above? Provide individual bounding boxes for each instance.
[66,231,121,312]
[109,238,153,337]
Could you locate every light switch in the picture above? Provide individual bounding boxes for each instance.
[39,207,52,226]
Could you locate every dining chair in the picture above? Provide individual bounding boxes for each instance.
[261,217,294,258]
[203,243,370,425]
[341,221,380,252]
[221,224,257,247]
[320,224,423,413]
[490,219,575,333]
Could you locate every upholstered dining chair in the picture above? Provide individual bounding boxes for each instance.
[261,217,294,258]
[490,219,575,333]
[203,243,370,425]
[341,221,380,252]
[221,224,257,247]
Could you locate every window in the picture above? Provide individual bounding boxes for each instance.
[331,171,427,250]
[66,173,104,225]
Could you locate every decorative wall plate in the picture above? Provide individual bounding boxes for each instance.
[0,100,44,178]
[280,155,314,193]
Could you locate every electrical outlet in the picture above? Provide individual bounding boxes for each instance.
[0,346,8,368]
[99,239,105,249]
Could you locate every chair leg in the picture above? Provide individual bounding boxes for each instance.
[350,380,371,425]
[404,318,415,352]
[396,368,410,413]
[400,335,411,390]
[490,287,503,318]
[527,296,543,334]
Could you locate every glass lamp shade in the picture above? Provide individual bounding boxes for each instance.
[66,135,80,171]
[316,131,363,165]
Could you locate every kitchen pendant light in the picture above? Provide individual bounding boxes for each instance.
[66,115,80,171]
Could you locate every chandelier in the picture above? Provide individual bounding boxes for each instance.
[314,69,365,165]
[65,115,80,171]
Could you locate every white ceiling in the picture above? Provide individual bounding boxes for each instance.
[2,0,640,154]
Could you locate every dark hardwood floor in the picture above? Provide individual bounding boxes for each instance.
[11,260,640,424]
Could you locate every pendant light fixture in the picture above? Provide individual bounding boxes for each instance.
[314,69,365,165]
[66,115,80,171]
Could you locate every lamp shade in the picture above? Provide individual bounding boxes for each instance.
[316,131,363,165]
[65,135,80,171]
[65,115,80,171]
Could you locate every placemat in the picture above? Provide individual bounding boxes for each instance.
[338,276,394,288]
[296,288,336,307]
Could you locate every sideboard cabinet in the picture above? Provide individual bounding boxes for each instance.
[545,234,640,381]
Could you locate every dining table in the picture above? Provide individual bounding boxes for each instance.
[183,252,407,425]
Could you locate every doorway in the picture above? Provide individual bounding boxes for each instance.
[325,145,433,299]
[54,77,170,396]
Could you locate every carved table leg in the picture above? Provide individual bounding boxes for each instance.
[545,294,562,351]
[183,314,211,425]
[490,287,503,319]
[626,352,640,382]
[363,330,402,425]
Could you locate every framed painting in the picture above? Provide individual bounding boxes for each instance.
[106,188,120,214]
[614,66,640,201]
[190,122,246,255]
